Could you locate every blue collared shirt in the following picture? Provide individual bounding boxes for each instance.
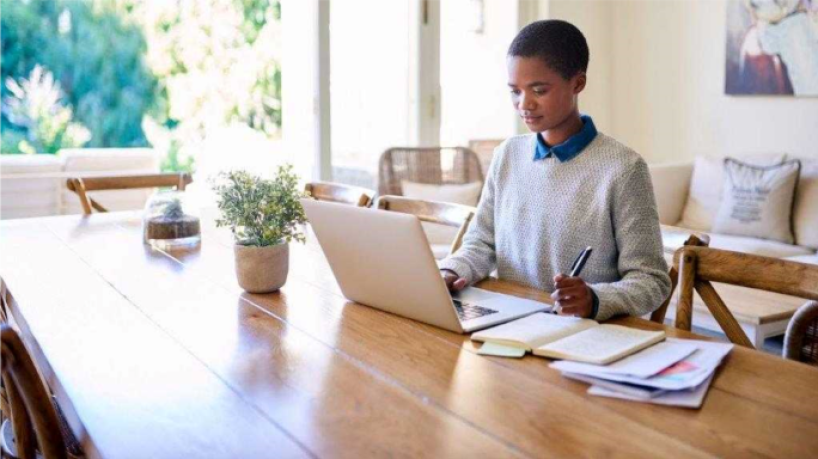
[534,115,598,162]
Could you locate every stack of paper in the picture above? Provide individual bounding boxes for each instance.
[550,338,733,408]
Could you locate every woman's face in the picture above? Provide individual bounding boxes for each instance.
[507,56,585,133]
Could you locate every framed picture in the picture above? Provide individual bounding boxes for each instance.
[725,0,818,96]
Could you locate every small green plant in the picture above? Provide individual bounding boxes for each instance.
[162,197,185,220]
[212,165,307,247]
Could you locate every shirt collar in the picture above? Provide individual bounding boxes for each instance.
[534,115,598,162]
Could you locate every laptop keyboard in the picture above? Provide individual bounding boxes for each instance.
[452,299,499,321]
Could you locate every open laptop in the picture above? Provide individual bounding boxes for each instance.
[302,199,550,333]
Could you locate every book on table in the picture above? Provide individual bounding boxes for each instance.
[471,313,666,365]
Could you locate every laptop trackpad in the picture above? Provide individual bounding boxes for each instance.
[453,287,499,303]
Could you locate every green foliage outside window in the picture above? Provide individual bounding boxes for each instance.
[1,0,282,174]
[2,65,91,154]
[1,0,160,152]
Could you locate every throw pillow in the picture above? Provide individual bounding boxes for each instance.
[679,153,786,231]
[400,180,482,206]
[712,158,801,244]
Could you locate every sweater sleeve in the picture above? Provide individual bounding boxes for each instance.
[437,147,501,284]
[590,159,671,321]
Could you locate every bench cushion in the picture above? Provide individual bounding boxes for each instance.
[60,148,158,172]
[0,155,63,218]
[0,154,63,174]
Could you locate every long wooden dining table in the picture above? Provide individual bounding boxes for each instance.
[1,210,817,459]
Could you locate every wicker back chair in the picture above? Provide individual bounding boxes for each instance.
[378,147,484,197]
[784,301,818,366]
[1,325,67,459]
[468,139,503,176]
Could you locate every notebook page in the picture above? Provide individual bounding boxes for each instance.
[535,325,665,364]
[471,313,597,350]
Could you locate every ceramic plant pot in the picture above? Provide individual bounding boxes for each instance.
[233,243,289,293]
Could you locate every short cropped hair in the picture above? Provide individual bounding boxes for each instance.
[508,20,589,80]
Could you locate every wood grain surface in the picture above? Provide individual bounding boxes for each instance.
[1,211,817,459]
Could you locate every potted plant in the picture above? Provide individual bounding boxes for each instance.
[143,192,201,247]
[212,165,307,293]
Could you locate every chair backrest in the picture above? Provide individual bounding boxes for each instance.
[375,196,475,255]
[784,301,818,365]
[467,139,503,176]
[649,229,711,325]
[378,147,484,196]
[673,245,818,349]
[66,173,193,215]
[304,182,374,207]
[1,325,67,459]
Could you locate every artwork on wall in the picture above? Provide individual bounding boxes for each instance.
[725,0,818,96]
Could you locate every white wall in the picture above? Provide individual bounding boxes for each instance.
[440,0,523,146]
[547,0,818,163]
[547,0,614,135]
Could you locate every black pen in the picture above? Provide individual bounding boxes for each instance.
[552,246,593,314]
[569,246,593,278]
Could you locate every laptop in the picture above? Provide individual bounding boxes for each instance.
[301,199,550,333]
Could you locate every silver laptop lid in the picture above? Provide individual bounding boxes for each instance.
[302,199,464,333]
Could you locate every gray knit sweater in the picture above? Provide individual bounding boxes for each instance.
[439,133,671,321]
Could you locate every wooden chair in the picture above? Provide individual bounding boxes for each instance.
[304,182,374,207]
[377,147,484,197]
[1,325,67,459]
[667,244,818,349]
[375,196,475,255]
[0,288,82,459]
[784,301,818,365]
[649,232,710,325]
[66,173,193,215]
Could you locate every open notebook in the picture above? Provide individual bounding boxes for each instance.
[471,313,666,365]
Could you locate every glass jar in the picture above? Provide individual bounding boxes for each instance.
[142,190,201,249]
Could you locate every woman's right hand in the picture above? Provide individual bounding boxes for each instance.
[441,269,468,292]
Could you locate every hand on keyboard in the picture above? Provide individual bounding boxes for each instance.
[441,269,467,292]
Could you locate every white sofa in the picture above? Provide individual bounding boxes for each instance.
[649,156,817,347]
[649,157,818,265]
[1,149,159,220]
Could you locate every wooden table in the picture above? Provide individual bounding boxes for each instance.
[1,211,817,459]
[661,225,808,347]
